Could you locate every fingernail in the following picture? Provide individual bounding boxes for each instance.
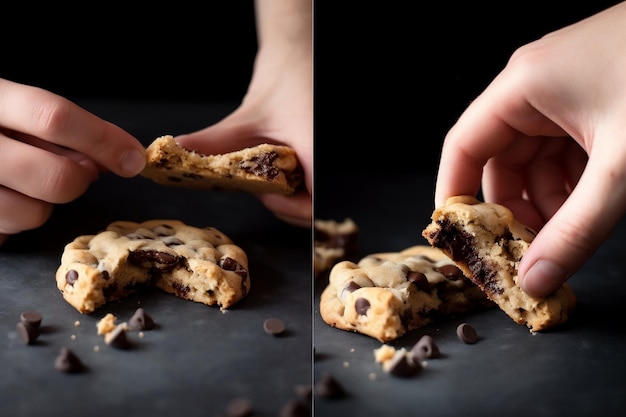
[120,149,146,176]
[520,260,568,297]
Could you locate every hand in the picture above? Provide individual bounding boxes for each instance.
[434,2,626,297]
[174,0,312,228]
[0,79,146,245]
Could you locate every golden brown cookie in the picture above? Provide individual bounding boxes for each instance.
[422,195,576,332]
[140,135,303,195]
[56,220,250,314]
[319,245,494,342]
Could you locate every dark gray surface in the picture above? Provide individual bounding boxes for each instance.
[314,173,626,417]
[0,101,312,417]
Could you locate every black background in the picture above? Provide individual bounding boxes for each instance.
[2,1,623,174]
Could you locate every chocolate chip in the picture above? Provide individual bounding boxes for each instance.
[54,347,85,373]
[20,311,43,329]
[105,325,131,349]
[218,257,248,279]
[263,318,286,336]
[457,322,478,344]
[345,280,361,292]
[241,151,280,180]
[410,335,440,359]
[314,373,346,398]
[128,307,155,331]
[128,249,179,271]
[152,224,175,236]
[279,399,310,417]
[436,264,464,280]
[225,397,253,417]
[355,298,370,315]
[386,350,422,377]
[66,270,79,285]
[407,271,429,291]
[15,322,40,345]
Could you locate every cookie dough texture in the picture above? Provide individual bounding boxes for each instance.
[56,220,250,314]
[422,195,576,332]
[140,135,303,195]
[319,245,494,342]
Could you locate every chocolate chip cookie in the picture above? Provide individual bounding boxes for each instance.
[140,135,303,195]
[314,218,359,277]
[422,195,576,332]
[319,245,494,342]
[56,220,250,314]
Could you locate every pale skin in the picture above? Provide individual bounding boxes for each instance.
[0,0,312,246]
[435,1,626,297]
[175,0,312,228]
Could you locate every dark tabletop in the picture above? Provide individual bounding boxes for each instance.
[0,100,312,417]
[314,172,626,417]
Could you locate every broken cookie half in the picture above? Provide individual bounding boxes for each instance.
[422,195,576,332]
[56,219,250,314]
[140,135,303,195]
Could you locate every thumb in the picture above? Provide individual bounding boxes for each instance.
[519,156,626,297]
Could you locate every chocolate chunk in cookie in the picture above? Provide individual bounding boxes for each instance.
[422,195,576,332]
[56,219,250,314]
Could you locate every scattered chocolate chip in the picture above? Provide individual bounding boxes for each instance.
[314,373,346,399]
[128,307,155,331]
[279,399,310,417]
[457,322,478,344]
[410,335,440,359]
[355,298,370,315]
[105,324,131,349]
[263,318,286,336]
[54,347,85,373]
[15,322,40,345]
[225,397,253,417]
[20,311,43,329]
[386,350,422,377]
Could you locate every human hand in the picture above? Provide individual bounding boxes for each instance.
[174,0,312,228]
[434,2,626,297]
[0,79,146,245]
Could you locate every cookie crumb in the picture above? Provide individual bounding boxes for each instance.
[74,320,81,327]
[97,313,118,335]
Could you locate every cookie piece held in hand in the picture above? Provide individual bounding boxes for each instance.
[141,135,303,195]
[422,195,576,332]
[56,219,250,314]
[319,245,494,342]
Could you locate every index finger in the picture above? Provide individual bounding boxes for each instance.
[434,93,519,207]
[0,79,146,177]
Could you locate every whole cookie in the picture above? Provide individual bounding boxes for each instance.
[319,245,494,342]
[56,220,250,314]
[140,135,303,195]
[422,195,577,332]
